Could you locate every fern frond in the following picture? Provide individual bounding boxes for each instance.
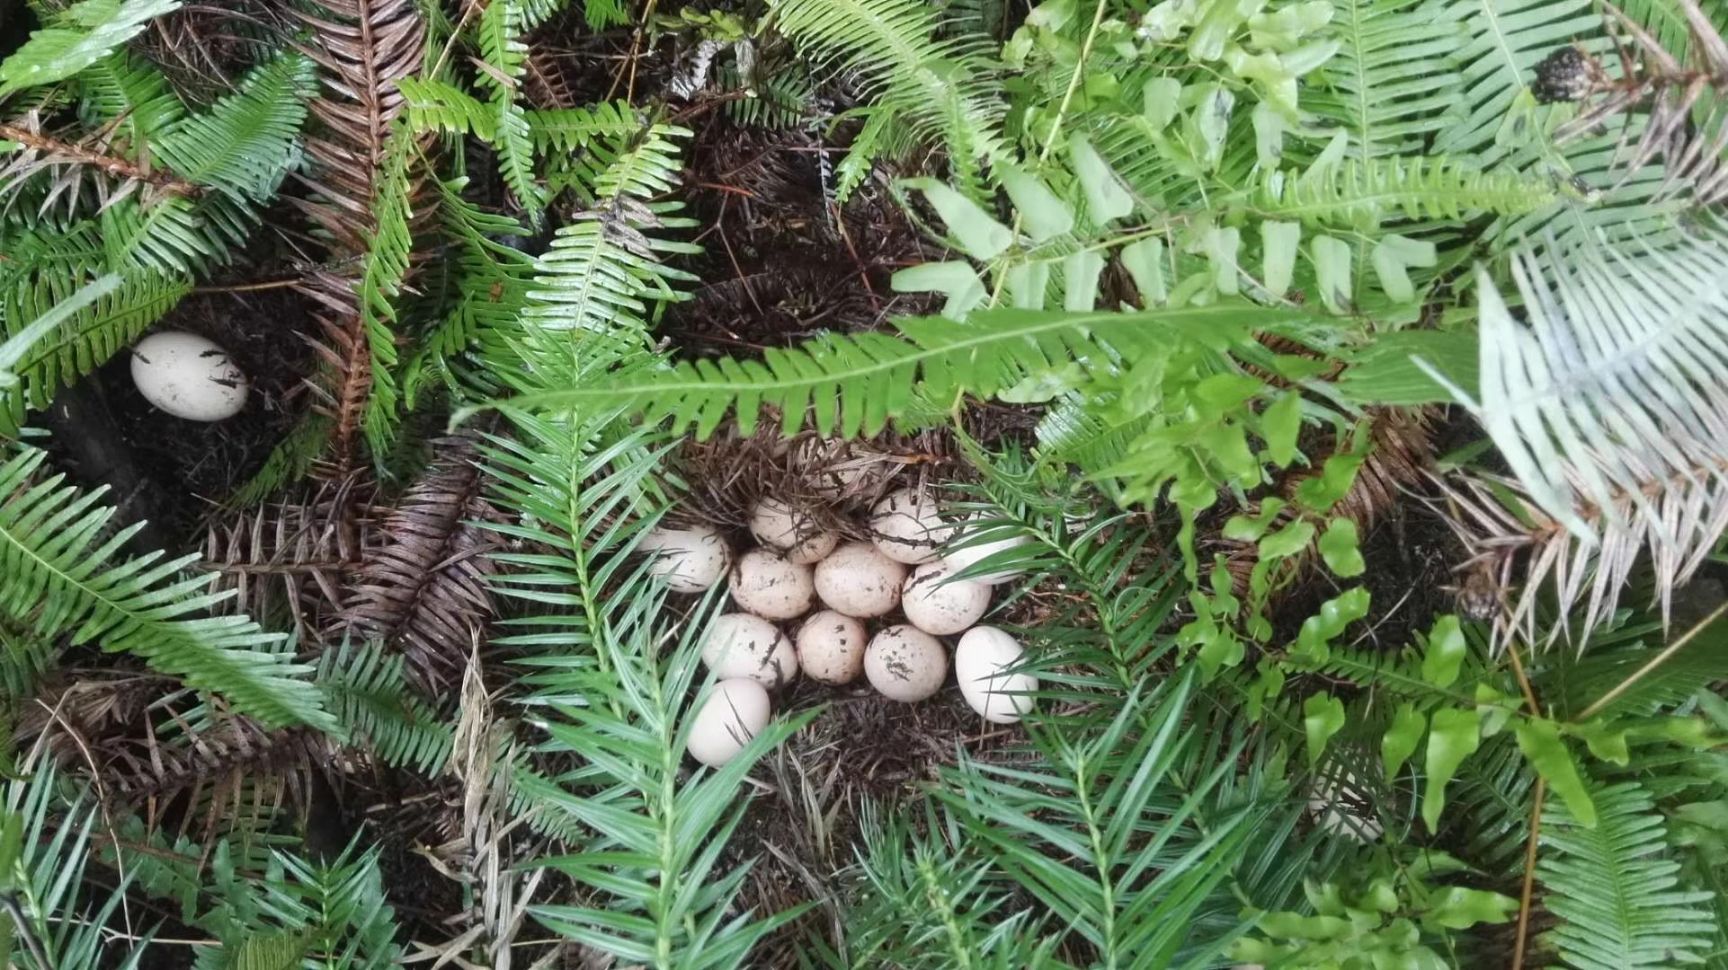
[1312,0,1467,157]
[1460,229,1728,643]
[357,131,419,461]
[1537,779,1717,968]
[1432,0,1599,161]
[0,446,334,730]
[0,0,180,97]
[317,642,451,775]
[153,52,315,202]
[1251,156,1559,228]
[489,304,1297,441]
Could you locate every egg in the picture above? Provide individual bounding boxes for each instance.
[813,541,907,617]
[901,563,991,636]
[129,331,248,421]
[748,497,838,564]
[864,625,947,702]
[641,525,731,592]
[729,548,815,620]
[700,612,798,688]
[1306,771,1384,843]
[686,677,772,767]
[954,626,1037,723]
[942,517,1031,585]
[868,488,954,565]
[794,610,867,685]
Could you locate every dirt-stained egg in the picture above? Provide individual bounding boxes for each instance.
[700,613,798,688]
[814,541,907,617]
[129,331,249,422]
[901,562,991,636]
[641,525,731,592]
[794,610,867,685]
[729,548,815,620]
[748,497,839,565]
[942,516,1031,585]
[686,677,771,767]
[868,487,954,565]
[864,625,947,702]
[954,626,1037,723]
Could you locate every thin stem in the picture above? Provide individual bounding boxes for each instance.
[0,893,53,970]
[0,124,201,196]
[1511,777,1547,970]
[1576,600,1728,721]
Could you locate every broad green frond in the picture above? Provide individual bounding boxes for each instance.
[490,304,1298,441]
[1537,780,1717,969]
[1249,156,1559,228]
[74,49,185,134]
[770,0,1006,199]
[1311,0,1466,157]
[397,76,495,140]
[0,0,181,96]
[526,101,643,153]
[1466,230,1728,640]
[153,53,315,201]
[0,446,333,730]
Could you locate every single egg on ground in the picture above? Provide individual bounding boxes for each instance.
[901,562,991,636]
[868,487,954,565]
[729,548,815,619]
[942,516,1032,585]
[129,331,249,422]
[641,525,731,592]
[794,610,867,685]
[814,541,907,617]
[864,624,947,702]
[700,612,798,688]
[954,626,1037,723]
[686,677,772,767]
[748,497,839,565]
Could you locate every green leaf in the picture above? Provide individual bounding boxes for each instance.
[1068,133,1133,223]
[1515,719,1596,828]
[0,275,122,395]
[1260,390,1303,465]
[1000,167,1075,241]
[0,0,181,95]
[1420,615,1466,687]
[1262,220,1301,295]
[1337,329,1480,405]
[1383,702,1426,781]
[1424,886,1517,930]
[1317,518,1364,577]
[1422,707,1481,832]
[1304,692,1346,766]
[1312,234,1353,312]
[892,260,988,317]
[1260,518,1316,560]
[906,178,1013,259]
[1119,237,1166,306]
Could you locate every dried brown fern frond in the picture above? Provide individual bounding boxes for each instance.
[0,111,200,222]
[1221,407,1438,600]
[342,436,503,692]
[1548,0,1728,203]
[203,476,375,641]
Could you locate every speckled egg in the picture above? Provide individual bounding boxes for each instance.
[868,488,954,565]
[813,541,907,617]
[700,613,798,688]
[748,497,839,565]
[794,610,867,685]
[686,678,771,767]
[901,562,991,636]
[129,331,249,421]
[728,548,815,620]
[864,624,947,702]
[640,525,731,593]
[954,626,1037,723]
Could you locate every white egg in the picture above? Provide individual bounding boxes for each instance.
[129,331,248,422]
[795,610,867,685]
[813,541,907,617]
[1306,771,1384,843]
[686,677,771,767]
[942,516,1032,585]
[864,625,947,702]
[901,563,991,636]
[954,626,1037,723]
[700,612,798,688]
[641,525,731,592]
[748,497,839,565]
[729,548,815,620]
[868,488,954,565]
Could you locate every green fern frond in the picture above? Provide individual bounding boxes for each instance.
[1312,0,1466,157]
[474,0,545,216]
[1431,0,1599,161]
[1249,156,1559,229]
[0,0,180,97]
[526,101,643,153]
[317,643,450,776]
[358,132,420,462]
[397,76,495,140]
[74,49,185,135]
[153,52,315,202]
[0,446,334,730]
[489,304,1295,441]
[1537,780,1717,969]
